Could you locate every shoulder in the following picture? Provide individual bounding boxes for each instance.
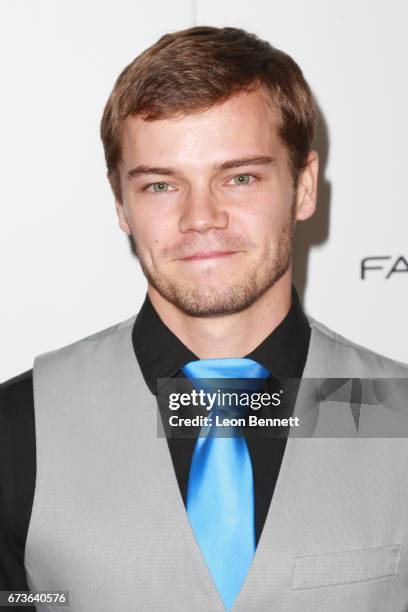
[35,314,138,364]
[0,369,34,409]
[307,315,408,377]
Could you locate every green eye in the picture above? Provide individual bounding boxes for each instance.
[233,174,252,185]
[151,182,169,192]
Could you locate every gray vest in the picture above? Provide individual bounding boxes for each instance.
[26,314,408,611]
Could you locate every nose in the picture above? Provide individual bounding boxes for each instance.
[179,187,228,233]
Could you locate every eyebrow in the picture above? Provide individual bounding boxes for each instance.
[126,155,275,179]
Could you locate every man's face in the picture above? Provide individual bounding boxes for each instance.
[115,87,317,316]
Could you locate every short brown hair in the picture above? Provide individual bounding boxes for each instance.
[100,26,316,202]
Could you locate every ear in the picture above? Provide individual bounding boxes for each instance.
[295,150,319,221]
[114,198,132,236]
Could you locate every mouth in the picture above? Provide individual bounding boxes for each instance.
[179,251,240,261]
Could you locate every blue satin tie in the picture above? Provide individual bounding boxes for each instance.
[182,358,270,611]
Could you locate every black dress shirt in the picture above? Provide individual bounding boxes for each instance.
[0,284,310,598]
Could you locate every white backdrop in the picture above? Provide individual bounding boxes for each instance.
[1,0,407,382]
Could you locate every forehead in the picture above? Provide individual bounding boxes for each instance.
[119,88,284,168]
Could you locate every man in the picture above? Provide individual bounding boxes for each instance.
[1,25,408,612]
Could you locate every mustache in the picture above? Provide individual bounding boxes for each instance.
[161,235,258,259]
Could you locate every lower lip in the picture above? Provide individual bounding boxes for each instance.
[181,252,238,261]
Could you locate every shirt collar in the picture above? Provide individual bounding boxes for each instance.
[132,284,310,395]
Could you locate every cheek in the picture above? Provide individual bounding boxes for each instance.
[129,210,174,253]
[236,195,287,236]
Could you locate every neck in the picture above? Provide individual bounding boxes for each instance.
[147,270,293,359]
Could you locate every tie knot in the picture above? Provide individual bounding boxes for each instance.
[182,357,270,381]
